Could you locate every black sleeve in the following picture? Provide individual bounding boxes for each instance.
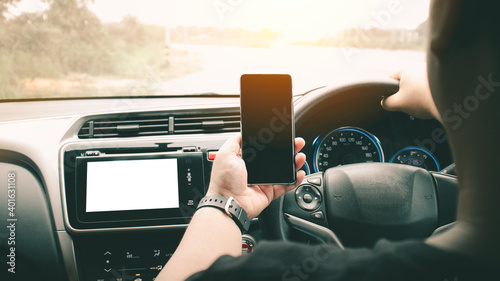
[186,240,497,281]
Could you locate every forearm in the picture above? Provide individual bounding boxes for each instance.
[157,207,242,281]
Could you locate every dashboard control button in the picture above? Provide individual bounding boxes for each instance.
[311,211,324,220]
[126,251,140,259]
[307,177,321,186]
[208,151,217,161]
[149,264,163,271]
[182,146,197,152]
[85,150,101,156]
[242,234,256,254]
[153,249,161,257]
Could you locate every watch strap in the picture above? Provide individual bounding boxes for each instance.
[197,195,250,232]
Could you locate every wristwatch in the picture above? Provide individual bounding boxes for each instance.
[197,195,251,232]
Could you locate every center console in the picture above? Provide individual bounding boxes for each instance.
[75,230,185,281]
[62,142,215,281]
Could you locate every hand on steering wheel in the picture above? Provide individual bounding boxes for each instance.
[382,64,442,122]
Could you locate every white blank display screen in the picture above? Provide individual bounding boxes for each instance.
[86,158,179,212]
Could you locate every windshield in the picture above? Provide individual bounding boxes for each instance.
[0,0,429,100]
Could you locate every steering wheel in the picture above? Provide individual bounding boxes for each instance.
[259,78,459,248]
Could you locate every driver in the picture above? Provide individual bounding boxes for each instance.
[158,0,499,280]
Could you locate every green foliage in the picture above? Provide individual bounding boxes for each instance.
[0,0,192,99]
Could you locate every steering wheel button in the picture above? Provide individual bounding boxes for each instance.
[311,211,324,220]
[303,193,313,203]
[307,177,322,186]
[295,185,322,210]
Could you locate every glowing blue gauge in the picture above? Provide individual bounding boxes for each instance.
[313,127,384,173]
[389,146,440,172]
[300,161,311,175]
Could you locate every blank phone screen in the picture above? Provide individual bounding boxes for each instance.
[240,74,296,184]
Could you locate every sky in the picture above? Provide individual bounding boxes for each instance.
[10,0,430,41]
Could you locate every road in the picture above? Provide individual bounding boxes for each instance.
[158,44,425,95]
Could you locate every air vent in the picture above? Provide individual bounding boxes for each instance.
[78,110,241,139]
[78,115,170,138]
[173,112,240,135]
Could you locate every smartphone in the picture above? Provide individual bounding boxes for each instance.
[240,74,296,185]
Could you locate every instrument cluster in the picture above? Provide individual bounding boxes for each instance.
[312,126,441,173]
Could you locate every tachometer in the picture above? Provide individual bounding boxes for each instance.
[390,147,440,171]
[313,127,384,172]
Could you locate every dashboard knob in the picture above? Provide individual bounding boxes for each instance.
[242,234,256,254]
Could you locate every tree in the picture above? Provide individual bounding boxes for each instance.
[0,0,21,22]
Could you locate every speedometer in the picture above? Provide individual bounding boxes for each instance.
[313,127,384,172]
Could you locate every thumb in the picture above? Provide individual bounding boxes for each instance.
[217,135,242,156]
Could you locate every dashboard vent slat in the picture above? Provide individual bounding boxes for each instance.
[78,110,240,139]
[93,118,170,125]
[173,112,240,135]
[78,115,170,138]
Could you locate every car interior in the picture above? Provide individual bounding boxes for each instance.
[0,1,458,281]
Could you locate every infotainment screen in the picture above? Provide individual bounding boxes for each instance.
[68,151,206,229]
[86,158,179,212]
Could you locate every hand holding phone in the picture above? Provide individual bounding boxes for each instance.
[240,74,296,185]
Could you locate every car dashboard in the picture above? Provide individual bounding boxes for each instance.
[0,78,453,281]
